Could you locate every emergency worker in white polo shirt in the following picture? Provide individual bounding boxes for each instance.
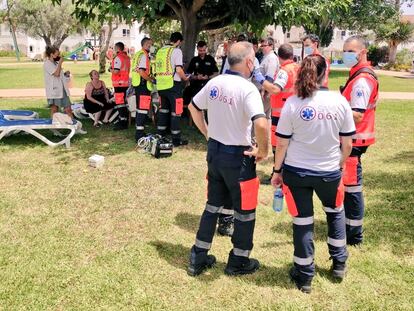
[187,42,269,277]
[271,55,355,293]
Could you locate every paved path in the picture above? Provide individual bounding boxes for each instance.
[0,88,412,100]
[0,88,84,98]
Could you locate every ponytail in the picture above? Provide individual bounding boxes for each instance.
[295,55,327,99]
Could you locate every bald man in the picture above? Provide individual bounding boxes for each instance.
[340,36,379,246]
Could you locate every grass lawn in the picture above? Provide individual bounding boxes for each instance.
[1,61,414,92]
[0,98,413,310]
[0,61,112,89]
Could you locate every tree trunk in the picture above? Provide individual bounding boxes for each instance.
[53,34,69,49]
[206,27,229,57]
[42,36,52,47]
[388,40,398,65]
[98,22,118,74]
[181,12,201,69]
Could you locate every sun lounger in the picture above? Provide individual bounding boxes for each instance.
[0,110,39,120]
[0,112,80,148]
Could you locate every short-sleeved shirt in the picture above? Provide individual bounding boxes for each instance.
[259,52,279,83]
[171,48,184,82]
[43,59,70,99]
[350,78,373,111]
[274,69,289,90]
[276,90,356,172]
[137,54,148,70]
[193,71,265,146]
[187,55,219,88]
[113,56,122,70]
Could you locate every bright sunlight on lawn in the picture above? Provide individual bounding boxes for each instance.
[0,98,413,310]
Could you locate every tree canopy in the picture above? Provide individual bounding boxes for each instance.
[11,0,82,48]
[65,0,273,63]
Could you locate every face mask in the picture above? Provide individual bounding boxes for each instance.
[53,56,61,62]
[247,60,255,80]
[304,46,314,56]
[343,52,359,68]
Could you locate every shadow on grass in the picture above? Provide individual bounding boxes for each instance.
[149,240,222,282]
[149,240,295,288]
[174,212,199,234]
[227,262,294,289]
[317,265,343,284]
[271,219,329,243]
[385,150,414,165]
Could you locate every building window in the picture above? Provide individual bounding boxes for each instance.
[286,32,291,39]
[341,30,346,37]
[29,45,33,52]
[122,29,130,37]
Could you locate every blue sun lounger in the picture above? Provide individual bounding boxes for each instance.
[0,112,78,148]
[0,110,39,120]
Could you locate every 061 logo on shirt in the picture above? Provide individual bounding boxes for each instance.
[209,86,220,100]
[209,86,234,105]
[300,106,338,121]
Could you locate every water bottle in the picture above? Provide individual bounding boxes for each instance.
[272,187,284,212]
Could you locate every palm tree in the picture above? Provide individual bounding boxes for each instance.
[375,18,414,65]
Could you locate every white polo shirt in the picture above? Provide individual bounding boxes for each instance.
[193,71,265,146]
[350,78,373,111]
[260,52,279,82]
[171,48,184,82]
[277,90,356,172]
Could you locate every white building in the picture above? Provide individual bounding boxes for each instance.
[0,21,148,59]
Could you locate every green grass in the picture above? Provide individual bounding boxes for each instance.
[1,62,414,92]
[0,98,413,310]
[328,70,414,93]
[0,61,112,89]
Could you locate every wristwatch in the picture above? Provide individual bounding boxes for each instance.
[273,167,282,174]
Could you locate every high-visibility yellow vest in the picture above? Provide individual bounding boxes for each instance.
[155,46,174,91]
[131,49,153,90]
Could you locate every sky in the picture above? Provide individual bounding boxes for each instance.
[402,2,414,14]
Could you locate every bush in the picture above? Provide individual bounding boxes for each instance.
[0,50,26,57]
[396,48,413,66]
[368,45,389,66]
[382,63,412,71]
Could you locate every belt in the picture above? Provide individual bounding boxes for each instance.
[208,139,249,155]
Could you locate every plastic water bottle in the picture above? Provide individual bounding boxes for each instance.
[272,188,284,212]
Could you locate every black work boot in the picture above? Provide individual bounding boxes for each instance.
[331,259,346,281]
[187,246,216,277]
[224,251,259,276]
[289,267,312,294]
[217,216,234,237]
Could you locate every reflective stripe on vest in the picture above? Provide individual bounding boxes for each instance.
[270,60,300,118]
[111,51,131,88]
[155,46,174,91]
[341,63,379,147]
[131,49,150,87]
